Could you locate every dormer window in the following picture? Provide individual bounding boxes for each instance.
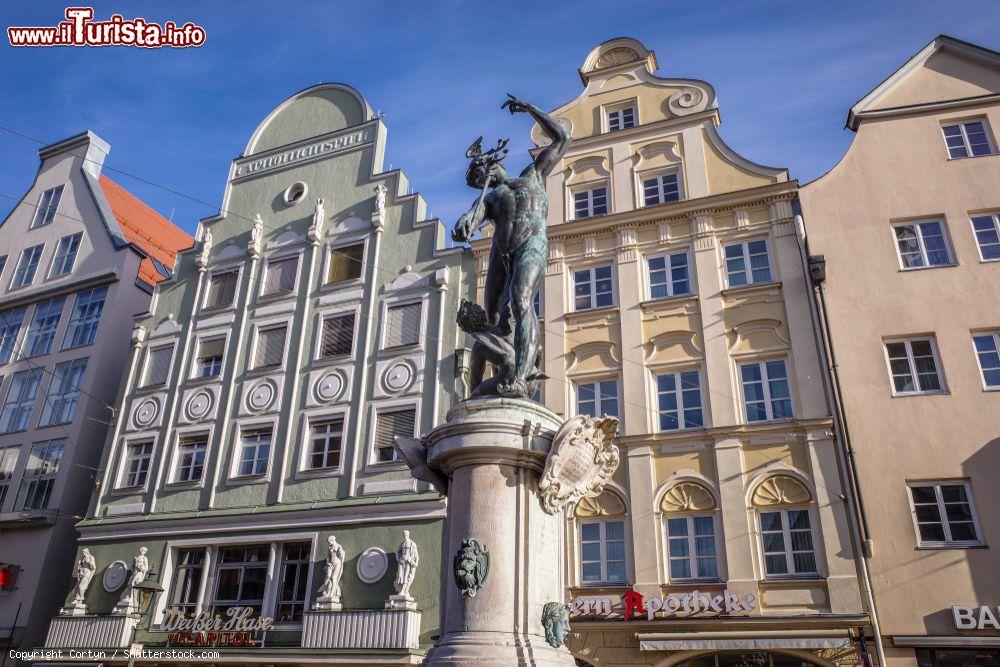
[607,106,636,132]
[31,185,63,229]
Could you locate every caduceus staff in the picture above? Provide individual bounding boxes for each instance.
[453,135,508,243]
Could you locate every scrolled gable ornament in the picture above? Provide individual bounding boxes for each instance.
[538,415,620,515]
[453,538,489,598]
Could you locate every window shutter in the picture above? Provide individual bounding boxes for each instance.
[145,345,173,386]
[374,409,415,461]
[327,244,364,284]
[199,337,225,360]
[208,271,237,308]
[265,257,297,295]
[385,303,421,348]
[255,326,287,368]
[321,314,355,357]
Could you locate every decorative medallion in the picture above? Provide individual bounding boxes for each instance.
[133,398,159,429]
[185,390,213,421]
[382,361,414,393]
[314,371,344,403]
[102,560,129,592]
[538,415,620,515]
[453,538,489,597]
[541,602,571,648]
[247,381,276,412]
[356,547,389,584]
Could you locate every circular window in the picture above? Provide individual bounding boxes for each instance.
[283,181,308,206]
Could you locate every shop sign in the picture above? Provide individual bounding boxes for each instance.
[234,127,374,178]
[570,588,756,622]
[164,606,274,647]
[953,605,1000,630]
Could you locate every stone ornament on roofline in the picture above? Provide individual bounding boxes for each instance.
[538,414,620,515]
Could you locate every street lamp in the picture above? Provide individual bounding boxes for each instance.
[128,580,165,667]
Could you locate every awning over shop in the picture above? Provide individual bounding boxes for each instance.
[638,630,853,652]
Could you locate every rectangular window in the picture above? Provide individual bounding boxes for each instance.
[580,520,626,583]
[942,120,994,159]
[642,173,681,206]
[647,251,691,299]
[39,358,87,426]
[205,270,238,309]
[195,337,225,378]
[724,239,772,287]
[24,297,65,357]
[666,515,718,580]
[168,548,205,617]
[237,428,271,477]
[175,437,207,483]
[142,344,173,387]
[374,408,415,464]
[574,266,614,311]
[31,185,64,228]
[320,313,355,358]
[253,325,287,370]
[275,542,310,623]
[607,106,636,132]
[308,418,343,470]
[0,446,20,509]
[971,214,1000,261]
[0,255,6,281]
[15,439,65,510]
[263,256,298,297]
[120,441,153,488]
[740,359,793,422]
[885,338,943,395]
[573,187,608,219]
[656,370,703,430]
[49,233,82,278]
[760,509,818,576]
[0,307,27,364]
[576,380,619,420]
[0,368,43,433]
[326,243,364,284]
[908,482,981,546]
[893,220,952,269]
[973,333,1000,389]
[11,244,44,289]
[384,303,421,349]
[63,287,107,349]
[212,545,269,616]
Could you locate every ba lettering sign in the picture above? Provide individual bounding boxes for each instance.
[570,588,756,622]
[953,605,1000,630]
[165,606,274,647]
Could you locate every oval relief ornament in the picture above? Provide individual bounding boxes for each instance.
[133,398,159,428]
[247,381,276,412]
[356,547,389,584]
[383,362,414,393]
[102,560,129,592]
[185,390,213,421]
[538,415,620,515]
[314,371,344,403]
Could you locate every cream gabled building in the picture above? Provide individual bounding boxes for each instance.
[470,38,871,666]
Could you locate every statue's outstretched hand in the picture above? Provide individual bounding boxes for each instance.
[502,93,529,114]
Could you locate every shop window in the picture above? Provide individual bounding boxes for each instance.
[168,548,205,617]
[212,545,269,616]
[274,542,310,623]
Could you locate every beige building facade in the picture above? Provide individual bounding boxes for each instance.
[801,36,1000,667]
[471,38,871,667]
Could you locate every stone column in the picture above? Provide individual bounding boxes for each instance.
[424,398,575,666]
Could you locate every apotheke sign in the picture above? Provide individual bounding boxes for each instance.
[953,605,1000,630]
[571,589,756,622]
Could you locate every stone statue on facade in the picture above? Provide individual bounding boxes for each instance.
[373,183,387,218]
[62,548,97,615]
[249,214,264,258]
[196,227,213,268]
[114,546,150,614]
[386,530,419,610]
[316,535,345,611]
[451,94,571,399]
[309,198,325,242]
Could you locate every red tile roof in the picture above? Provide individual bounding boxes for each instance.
[98,174,193,286]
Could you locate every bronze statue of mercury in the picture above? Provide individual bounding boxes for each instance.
[452,94,571,399]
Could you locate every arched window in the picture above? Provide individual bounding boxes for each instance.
[575,490,627,584]
[750,475,818,578]
[660,482,719,581]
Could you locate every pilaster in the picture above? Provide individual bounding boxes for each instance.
[713,436,759,603]
[543,241,567,417]
[626,445,659,597]
[614,228,646,435]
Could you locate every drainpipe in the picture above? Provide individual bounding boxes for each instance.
[793,210,886,667]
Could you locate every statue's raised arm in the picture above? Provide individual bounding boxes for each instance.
[502,94,571,179]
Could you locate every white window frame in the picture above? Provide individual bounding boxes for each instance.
[578,517,629,585]
[723,238,773,288]
[172,433,209,485]
[574,378,620,422]
[191,333,227,379]
[941,119,996,159]
[295,407,350,479]
[970,213,1000,262]
[367,401,419,469]
[640,170,684,207]
[972,331,1000,390]
[322,238,367,288]
[141,342,176,388]
[757,506,820,579]
[31,185,64,229]
[883,337,946,396]
[10,244,44,290]
[738,358,795,423]
[653,367,704,432]
[48,232,83,279]
[604,100,638,133]
[232,423,274,480]
[304,415,345,473]
[248,319,291,373]
[273,541,312,623]
[259,251,302,299]
[890,219,955,270]
[572,264,616,311]
[645,249,693,300]
[118,439,153,489]
[314,307,359,361]
[379,295,427,352]
[907,480,983,548]
[201,265,242,312]
[571,184,610,220]
[663,512,721,582]
[62,286,108,350]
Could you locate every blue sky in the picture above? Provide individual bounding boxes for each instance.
[2,1,999,235]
